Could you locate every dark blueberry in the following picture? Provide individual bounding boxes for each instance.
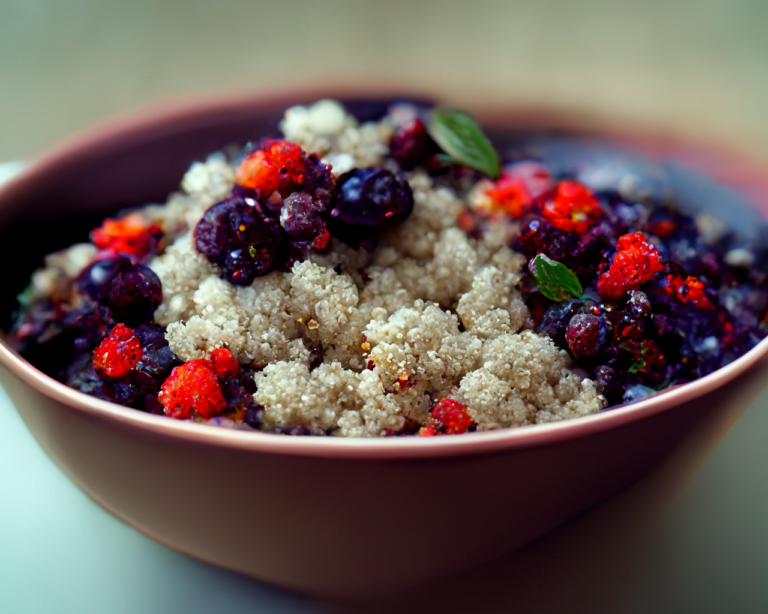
[302,154,335,193]
[566,313,610,358]
[330,168,413,227]
[535,299,586,348]
[133,323,178,384]
[76,256,132,300]
[243,405,264,429]
[272,425,314,436]
[388,118,439,170]
[194,197,282,285]
[99,264,162,325]
[594,365,622,404]
[280,191,326,241]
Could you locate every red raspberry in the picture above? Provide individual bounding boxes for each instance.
[598,232,664,302]
[158,359,226,420]
[660,274,713,309]
[419,398,474,436]
[486,162,551,218]
[91,212,163,260]
[540,180,602,233]
[92,323,142,380]
[235,139,306,197]
[209,347,239,379]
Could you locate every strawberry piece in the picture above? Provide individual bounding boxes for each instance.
[540,180,602,233]
[235,139,306,197]
[92,323,142,379]
[598,232,664,302]
[419,398,474,436]
[90,212,162,260]
[210,347,239,380]
[158,359,226,420]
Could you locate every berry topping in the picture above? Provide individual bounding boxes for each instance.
[280,191,327,241]
[330,168,414,227]
[485,162,551,218]
[193,197,282,285]
[210,347,239,380]
[388,118,439,171]
[159,359,226,420]
[419,398,474,436]
[540,180,603,233]
[90,212,163,260]
[598,232,664,302]
[92,323,142,380]
[76,255,132,300]
[565,313,610,358]
[98,264,163,325]
[659,274,713,309]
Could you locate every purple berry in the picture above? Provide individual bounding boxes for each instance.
[98,264,162,325]
[566,313,610,358]
[330,168,414,227]
[280,191,326,241]
[194,197,282,285]
[535,299,586,348]
[76,256,132,300]
[388,118,438,171]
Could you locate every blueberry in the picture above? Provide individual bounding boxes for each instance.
[388,118,438,171]
[98,264,162,325]
[566,313,610,358]
[194,197,282,285]
[535,299,586,348]
[330,168,413,227]
[280,191,326,241]
[76,256,132,300]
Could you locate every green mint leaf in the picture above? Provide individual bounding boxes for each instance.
[426,109,500,178]
[528,254,584,302]
[628,359,646,374]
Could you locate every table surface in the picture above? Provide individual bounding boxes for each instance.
[2,1,768,611]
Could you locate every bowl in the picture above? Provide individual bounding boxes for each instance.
[1,90,768,598]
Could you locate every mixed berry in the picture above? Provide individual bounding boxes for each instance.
[8,100,768,435]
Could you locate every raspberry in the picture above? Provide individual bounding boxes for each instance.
[598,232,664,302]
[418,398,474,436]
[235,139,333,198]
[485,174,532,217]
[210,347,239,380]
[90,212,163,260]
[158,359,226,420]
[92,323,142,380]
[660,274,713,309]
[540,180,602,233]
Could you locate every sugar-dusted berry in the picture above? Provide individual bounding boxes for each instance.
[541,180,602,233]
[598,232,664,302]
[210,347,239,380]
[92,323,142,380]
[158,359,226,420]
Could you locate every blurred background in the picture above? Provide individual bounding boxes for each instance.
[2,1,768,612]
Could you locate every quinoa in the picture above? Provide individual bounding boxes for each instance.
[11,99,767,437]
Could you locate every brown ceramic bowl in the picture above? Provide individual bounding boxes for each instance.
[1,90,767,598]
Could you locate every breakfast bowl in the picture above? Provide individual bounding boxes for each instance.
[1,90,768,598]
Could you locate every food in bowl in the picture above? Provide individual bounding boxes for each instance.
[9,99,768,437]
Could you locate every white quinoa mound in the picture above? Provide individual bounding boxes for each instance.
[128,100,606,435]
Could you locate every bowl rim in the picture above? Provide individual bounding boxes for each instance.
[2,87,768,460]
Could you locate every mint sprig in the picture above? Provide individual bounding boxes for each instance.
[528,254,584,302]
[426,109,500,178]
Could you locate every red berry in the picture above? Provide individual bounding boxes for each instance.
[419,398,474,436]
[235,140,307,197]
[210,347,239,379]
[540,180,602,233]
[598,232,664,302]
[92,323,142,380]
[485,174,532,217]
[158,359,226,420]
[91,212,163,260]
[660,274,713,309]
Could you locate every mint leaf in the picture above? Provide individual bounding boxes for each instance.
[628,359,646,374]
[426,109,500,178]
[528,254,584,302]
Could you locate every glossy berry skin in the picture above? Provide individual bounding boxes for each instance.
[90,212,163,261]
[330,168,414,227]
[280,191,327,241]
[565,313,610,359]
[388,118,438,171]
[159,359,226,420]
[659,274,713,309]
[598,232,664,302]
[210,347,239,380]
[540,180,603,234]
[194,197,282,285]
[98,264,163,325]
[535,299,588,349]
[76,256,132,300]
[419,398,474,436]
[92,323,142,380]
